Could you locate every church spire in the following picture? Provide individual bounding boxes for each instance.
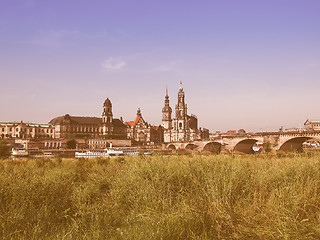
[137,107,142,117]
[162,85,172,129]
[164,85,169,104]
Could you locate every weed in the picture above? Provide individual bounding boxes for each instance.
[1,154,320,239]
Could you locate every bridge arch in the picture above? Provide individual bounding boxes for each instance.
[185,143,199,150]
[167,144,176,150]
[279,137,312,152]
[203,142,222,154]
[234,139,258,154]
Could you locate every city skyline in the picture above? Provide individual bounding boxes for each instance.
[1,0,320,132]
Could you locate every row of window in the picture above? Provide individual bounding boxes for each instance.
[88,141,108,144]
[68,126,101,133]
[1,127,54,133]
[90,144,108,149]
[0,133,52,138]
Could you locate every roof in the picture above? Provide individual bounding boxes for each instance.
[226,130,237,133]
[305,119,320,124]
[125,121,135,127]
[49,115,102,125]
[124,116,141,127]
[104,98,112,106]
[0,122,54,128]
[113,119,125,128]
[152,125,164,131]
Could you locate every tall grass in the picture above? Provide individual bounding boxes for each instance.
[1,153,320,239]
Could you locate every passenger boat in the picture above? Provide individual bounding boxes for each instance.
[75,147,148,158]
[75,147,128,158]
[11,148,29,157]
[252,142,263,153]
[11,148,58,158]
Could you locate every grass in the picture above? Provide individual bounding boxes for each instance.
[1,153,320,239]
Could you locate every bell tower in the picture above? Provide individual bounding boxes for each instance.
[102,98,113,135]
[175,81,187,131]
[162,86,172,129]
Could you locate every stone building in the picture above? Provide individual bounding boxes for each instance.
[87,139,132,150]
[304,119,320,131]
[125,108,164,144]
[162,82,207,143]
[49,98,126,139]
[0,121,55,139]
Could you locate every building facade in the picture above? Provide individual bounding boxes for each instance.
[87,139,132,150]
[304,119,320,131]
[125,108,164,144]
[49,98,126,139]
[162,82,205,143]
[0,121,55,139]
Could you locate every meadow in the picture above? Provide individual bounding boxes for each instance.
[1,153,320,239]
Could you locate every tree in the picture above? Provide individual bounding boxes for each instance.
[66,139,77,149]
[0,140,11,159]
[264,141,272,153]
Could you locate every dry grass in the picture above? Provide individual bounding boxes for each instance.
[1,153,320,239]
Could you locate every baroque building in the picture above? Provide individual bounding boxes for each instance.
[125,108,163,144]
[304,119,320,131]
[162,82,208,143]
[0,121,55,139]
[49,98,126,139]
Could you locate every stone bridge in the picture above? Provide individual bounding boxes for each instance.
[165,132,320,154]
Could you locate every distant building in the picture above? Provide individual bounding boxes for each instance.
[226,130,237,136]
[49,115,102,139]
[304,119,320,131]
[284,127,305,132]
[162,82,207,143]
[200,128,210,139]
[237,129,246,135]
[125,108,163,144]
[0,121,55,139]
[87,139,132,150]
[49,98,126,139]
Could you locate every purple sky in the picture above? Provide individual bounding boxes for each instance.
[1,0,320,132]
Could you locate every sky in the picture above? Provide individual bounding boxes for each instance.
[0,0,320,132]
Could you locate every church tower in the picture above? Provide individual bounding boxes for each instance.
[102,98,113,135]
[162,86,172,129]
[175,81,188,131]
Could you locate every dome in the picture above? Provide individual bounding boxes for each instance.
[104,98,112,106]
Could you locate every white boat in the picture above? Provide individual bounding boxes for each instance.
[75,148,124,158]
[119,147,140,156]
[75,146,145,158]
[252,142,263,153]
[12,148,28,157]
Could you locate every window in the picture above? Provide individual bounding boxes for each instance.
[179,122,182,129]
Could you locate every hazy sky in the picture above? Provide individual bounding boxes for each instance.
[1,0,319,132]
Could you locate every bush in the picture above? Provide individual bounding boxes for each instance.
[264,141,272,153]
[0,140,11,158]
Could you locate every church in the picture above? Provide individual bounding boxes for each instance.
[162,82,208,143]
